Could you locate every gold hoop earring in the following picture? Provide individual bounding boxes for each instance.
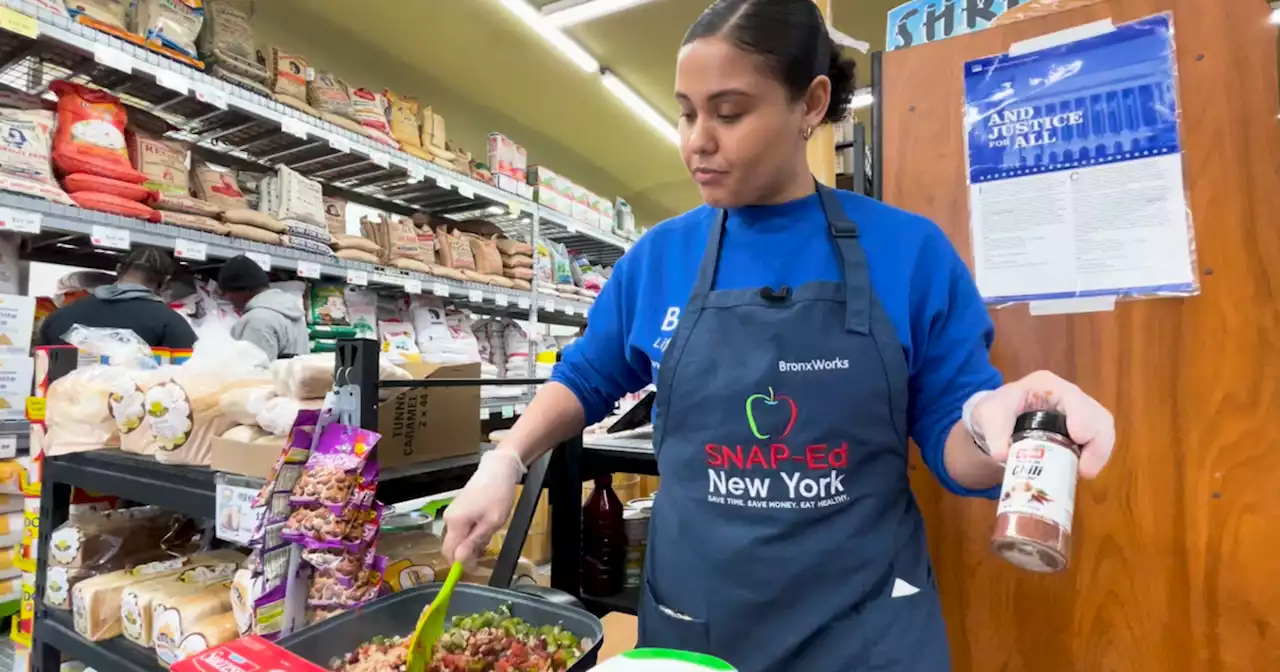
[803,126,814,140]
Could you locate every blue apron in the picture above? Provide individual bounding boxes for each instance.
[640,184,951,671]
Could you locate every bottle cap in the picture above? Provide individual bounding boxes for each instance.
[1013,410,1070,439]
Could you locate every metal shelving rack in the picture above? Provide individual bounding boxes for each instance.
[0,0,631,335]
[27,346,537,672]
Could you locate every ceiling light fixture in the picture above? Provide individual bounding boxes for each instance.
[601,70,680,146]
[542,0,656,28]
[849,87,874,110]
[493,0,600,72]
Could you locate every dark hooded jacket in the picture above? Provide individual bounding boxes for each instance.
[37,283,197,349]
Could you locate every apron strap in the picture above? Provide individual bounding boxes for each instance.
[817,185,873,335]
[689,185,871,335]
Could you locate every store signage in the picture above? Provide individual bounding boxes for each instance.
[886,0,1100,51]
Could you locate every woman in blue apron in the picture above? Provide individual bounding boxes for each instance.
[444,1,1116,669]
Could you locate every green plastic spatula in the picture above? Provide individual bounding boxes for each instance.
[406,561,465,672]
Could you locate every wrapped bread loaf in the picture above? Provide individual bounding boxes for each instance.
[120,550,245,647]
[152,582,234,667]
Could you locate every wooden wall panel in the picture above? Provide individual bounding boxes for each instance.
[883,2,1280,670]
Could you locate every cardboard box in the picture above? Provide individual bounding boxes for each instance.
[530,166,574,216]
[377,361,481,468]
[570,184,594,225]
[212,435,286,479]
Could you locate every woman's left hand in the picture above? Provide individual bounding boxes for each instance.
[971,370,1115,479]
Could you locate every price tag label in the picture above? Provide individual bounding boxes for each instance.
[25,398,45,422]
[458,184,475,199]
[156,70,188,95]
[432,282,449,297]
[328,135,351,153]
[543,298,556,313]
[297,260,321,279]
[0,7,39,39]
[494,294,509,307]
[281,117,309,139]
[407,165,426,183]
[345,269,369,286]
[480,407,491,420]
[515,403,527,415]
[436,177,455,191]
[501,405,515,420]
[90,225,130,250]
[370,152,390,168]
[508,201,523,216]
[0,208,40,234]
[564,303,576,316]
[0,435,16,460]
[93,45,133,73]
[405,279,423,295]
[517,296,531,309]
[246,252,272,272]
[194,85,228,110]
[468,289,484,303]
[174,239,207,261]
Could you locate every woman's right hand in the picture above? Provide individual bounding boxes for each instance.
[442,449,525,564]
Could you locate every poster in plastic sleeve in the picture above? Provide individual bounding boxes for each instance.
[962,13,1198,308]
[886,0,1104,51]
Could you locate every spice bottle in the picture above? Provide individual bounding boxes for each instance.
[991,410,1081,573]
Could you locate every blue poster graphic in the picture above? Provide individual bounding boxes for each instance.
[887,0,1035,51]
[961,14,1198,305]
[964,14,1180,184]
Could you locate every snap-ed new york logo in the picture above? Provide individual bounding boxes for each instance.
[745,387,796,440]
[704,386,850,511]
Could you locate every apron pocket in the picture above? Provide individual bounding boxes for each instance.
[859,584,951,671]
[637,575,710,654]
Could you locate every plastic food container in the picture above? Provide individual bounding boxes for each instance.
[278,583,605,670]
[588,649,736,671]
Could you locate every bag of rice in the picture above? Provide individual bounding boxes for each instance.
[0,108,74,205]
[268,47,309,102]
[126,128,190,195]
[308,72,350,116]
[384,90,421,148]
[270,165,324,228]
[200,0,269,87]
[468,235,503,276]
[50,81,147,183]
[346,88,392,136]
[322,196,347,238]
[191,162,249,210]
[133,0,205,60]
[434,227,475,271]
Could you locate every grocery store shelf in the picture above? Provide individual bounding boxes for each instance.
[2,193,593,327]
[35,609,161,672]
[0,0,630,266]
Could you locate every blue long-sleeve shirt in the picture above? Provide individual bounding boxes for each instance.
[551,190,1002,498]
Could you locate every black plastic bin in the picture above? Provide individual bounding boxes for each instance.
[278,583,606,670]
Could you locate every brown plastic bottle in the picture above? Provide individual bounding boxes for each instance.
[582,475,626,597]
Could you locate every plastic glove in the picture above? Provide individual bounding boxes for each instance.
[442,449,525,564]
[972,370,1115,479]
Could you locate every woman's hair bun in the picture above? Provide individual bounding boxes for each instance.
[824,40,857,124]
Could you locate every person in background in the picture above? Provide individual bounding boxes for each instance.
[37,246,196,349]
[217,255,308,360]
[441,1,1116,670]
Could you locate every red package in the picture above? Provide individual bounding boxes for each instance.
[49,81,147,183]
[171,636,329,672]
[61,173,153,201]
[69,191,162,222]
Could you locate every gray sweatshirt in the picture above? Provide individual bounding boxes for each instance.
[230,289,309,360]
